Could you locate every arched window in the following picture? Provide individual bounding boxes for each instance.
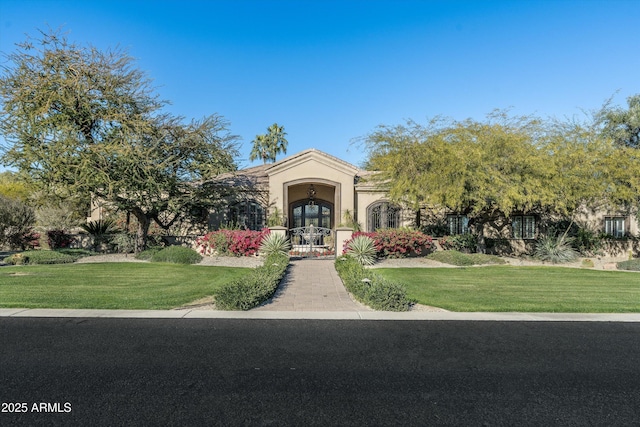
[229,201,265,230]
[367,202,400,232]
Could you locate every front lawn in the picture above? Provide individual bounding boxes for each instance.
[0,263,251,309]
[376,266,640,312]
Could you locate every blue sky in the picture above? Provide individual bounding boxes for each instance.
[1,0,639,170]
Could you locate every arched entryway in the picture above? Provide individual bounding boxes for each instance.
[284,180,340,230]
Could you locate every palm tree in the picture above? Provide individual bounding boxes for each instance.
[250,123,288,164]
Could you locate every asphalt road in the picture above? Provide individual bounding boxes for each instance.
[1,318,640,426]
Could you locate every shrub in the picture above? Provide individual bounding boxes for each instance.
[426,250,506,266]
[581,258,595,268]
[345,229,433,259]
[534,235,578,263]
[5,250,77,265]
[80,219,120,236]
[345,235,377,265]
[439,234,478,253]
[215,252,289,310]
[617,259,640,271]
[0,195,37,250]
[259,233,291,256]
[111,232,136,254]
[47,229,74,249]
[195,229,269,257]
[151,246,203,264]
[334,255,411,311]
[80,219,120,250]
[135,248,160,261]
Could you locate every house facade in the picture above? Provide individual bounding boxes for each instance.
[211,148,638,257]
[87,148,639,256]
[210,148,407,233]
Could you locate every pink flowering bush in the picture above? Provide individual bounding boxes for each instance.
[343,229,433,259]
[195,229,269,257]
[47,230,74,249]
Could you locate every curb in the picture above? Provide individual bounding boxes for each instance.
[2,308,640,322]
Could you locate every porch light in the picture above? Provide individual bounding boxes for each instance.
[307,184,316,205]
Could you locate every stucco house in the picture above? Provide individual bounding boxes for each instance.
[88,148,638,256]
[208,148,638,257]
[209,148,408,233]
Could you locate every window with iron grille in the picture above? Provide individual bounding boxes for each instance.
[367,202,400,232]
[229,201,265,230]
[512,215,536,239]
[604,216,626,238]
[446,215,469,235]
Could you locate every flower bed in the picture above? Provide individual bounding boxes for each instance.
[344,229,433,259]
[195,229,269,257]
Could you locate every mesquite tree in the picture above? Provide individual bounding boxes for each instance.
[0,30,239,249]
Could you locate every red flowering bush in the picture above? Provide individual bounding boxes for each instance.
[195,229,269,256]
[344,229,433,258]
[47,229,74,249]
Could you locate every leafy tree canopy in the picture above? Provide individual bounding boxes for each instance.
[0,171,32,201]
[361,111,640,239]
[0,30,239,249]
[597,94,640,148]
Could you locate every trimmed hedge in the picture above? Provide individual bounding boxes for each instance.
[215,252,289,310]
[334,255,411,311]
[5,250,77,265]
[150,246,202,264]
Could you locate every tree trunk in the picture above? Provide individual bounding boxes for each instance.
[474,220,487,254]
[131,209,151,252]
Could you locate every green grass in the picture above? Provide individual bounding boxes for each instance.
[0,263,251,309]
[426,250,506,266]
[376,266,640,313]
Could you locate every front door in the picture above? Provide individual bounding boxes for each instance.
[290,201,332,229]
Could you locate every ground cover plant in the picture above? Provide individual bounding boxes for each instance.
[335,255,411,311]
[214,252,289,310]
[376,266,640,312]
[617,259,640,271]
[0,263,251,309]
[426,250,506,266]
[150,246,202,264]
[5,250,79,265]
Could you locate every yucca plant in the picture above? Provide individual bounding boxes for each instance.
[259,232,291,256]
[346,235,377,265]
[534,234,579,263]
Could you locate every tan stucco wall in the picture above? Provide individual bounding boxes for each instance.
[267,153,359,227]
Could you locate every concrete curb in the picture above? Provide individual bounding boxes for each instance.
[2,308,640,322]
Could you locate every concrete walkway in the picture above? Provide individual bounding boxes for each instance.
[254,259,370,312]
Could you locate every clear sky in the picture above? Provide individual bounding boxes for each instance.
[1,0,639,170]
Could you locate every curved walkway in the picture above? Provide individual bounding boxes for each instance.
[254,259,371,312]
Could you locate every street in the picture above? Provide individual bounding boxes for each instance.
[1,318,639,426]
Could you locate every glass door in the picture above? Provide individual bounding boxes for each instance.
[291,201,332,229]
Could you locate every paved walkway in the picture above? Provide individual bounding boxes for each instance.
[254,259,370,312]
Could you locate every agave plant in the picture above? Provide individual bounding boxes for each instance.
[259,232,291,256]
[534,234,579,263]
[346,235,377,265]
